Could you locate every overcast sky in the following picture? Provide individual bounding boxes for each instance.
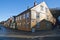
[0,0,60,22]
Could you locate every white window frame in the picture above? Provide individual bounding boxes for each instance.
[40,5,44,11]
[45,8,48,13]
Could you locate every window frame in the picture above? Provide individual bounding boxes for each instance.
[36,12,40,19]
[45,8,48,13]
[25,12,30,19]
[40,5,44,11]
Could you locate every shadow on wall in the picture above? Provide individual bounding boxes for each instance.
[32,19,54,31]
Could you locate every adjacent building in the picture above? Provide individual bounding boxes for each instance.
[4,18,11,27]
[50,8,60,29]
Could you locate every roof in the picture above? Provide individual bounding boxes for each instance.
[16,1,46,17]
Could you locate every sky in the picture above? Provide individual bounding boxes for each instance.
[0,0,60,22]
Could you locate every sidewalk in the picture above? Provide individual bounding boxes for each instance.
[0,25,60,38]
[0,33,60,38]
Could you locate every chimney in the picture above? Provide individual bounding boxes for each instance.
[34,0,37,6]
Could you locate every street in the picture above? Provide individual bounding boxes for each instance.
[0,25,60,40]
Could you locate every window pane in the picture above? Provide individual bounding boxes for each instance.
[27,13,29,18]
[36,23,40,28]
[18,17,19,20]
[40,5,44,11]
[45,8,48,12]
[36,13,40,18]
[25,13,29,19]
[16,17,18,21]
[23,14,25,19]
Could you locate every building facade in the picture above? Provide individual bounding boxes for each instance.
[15,2,56,32]
[3,2,56,32]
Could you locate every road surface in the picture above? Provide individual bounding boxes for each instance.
[0,25,60,40]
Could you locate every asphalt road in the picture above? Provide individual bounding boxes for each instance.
[0,25,60,40]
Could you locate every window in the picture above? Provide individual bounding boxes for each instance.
[40,5,44,11]
[23,14,25,19]
[16,17,18,21]
[17,17,19,20]
[23,22,25,26]
[20,16,21,20]
[46,22,49,27]
[32,20,34,22]
[36,22,40,28]
[25,13,29,19]
[45,8,48,13]
[25,23,28,28]
[27,13,29,18]
[31,19,35,22]
[20,23,21,25]
[36,13,40,18]
[47,15,49,19]
[36,15,39,18]
[21,15,23,19]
